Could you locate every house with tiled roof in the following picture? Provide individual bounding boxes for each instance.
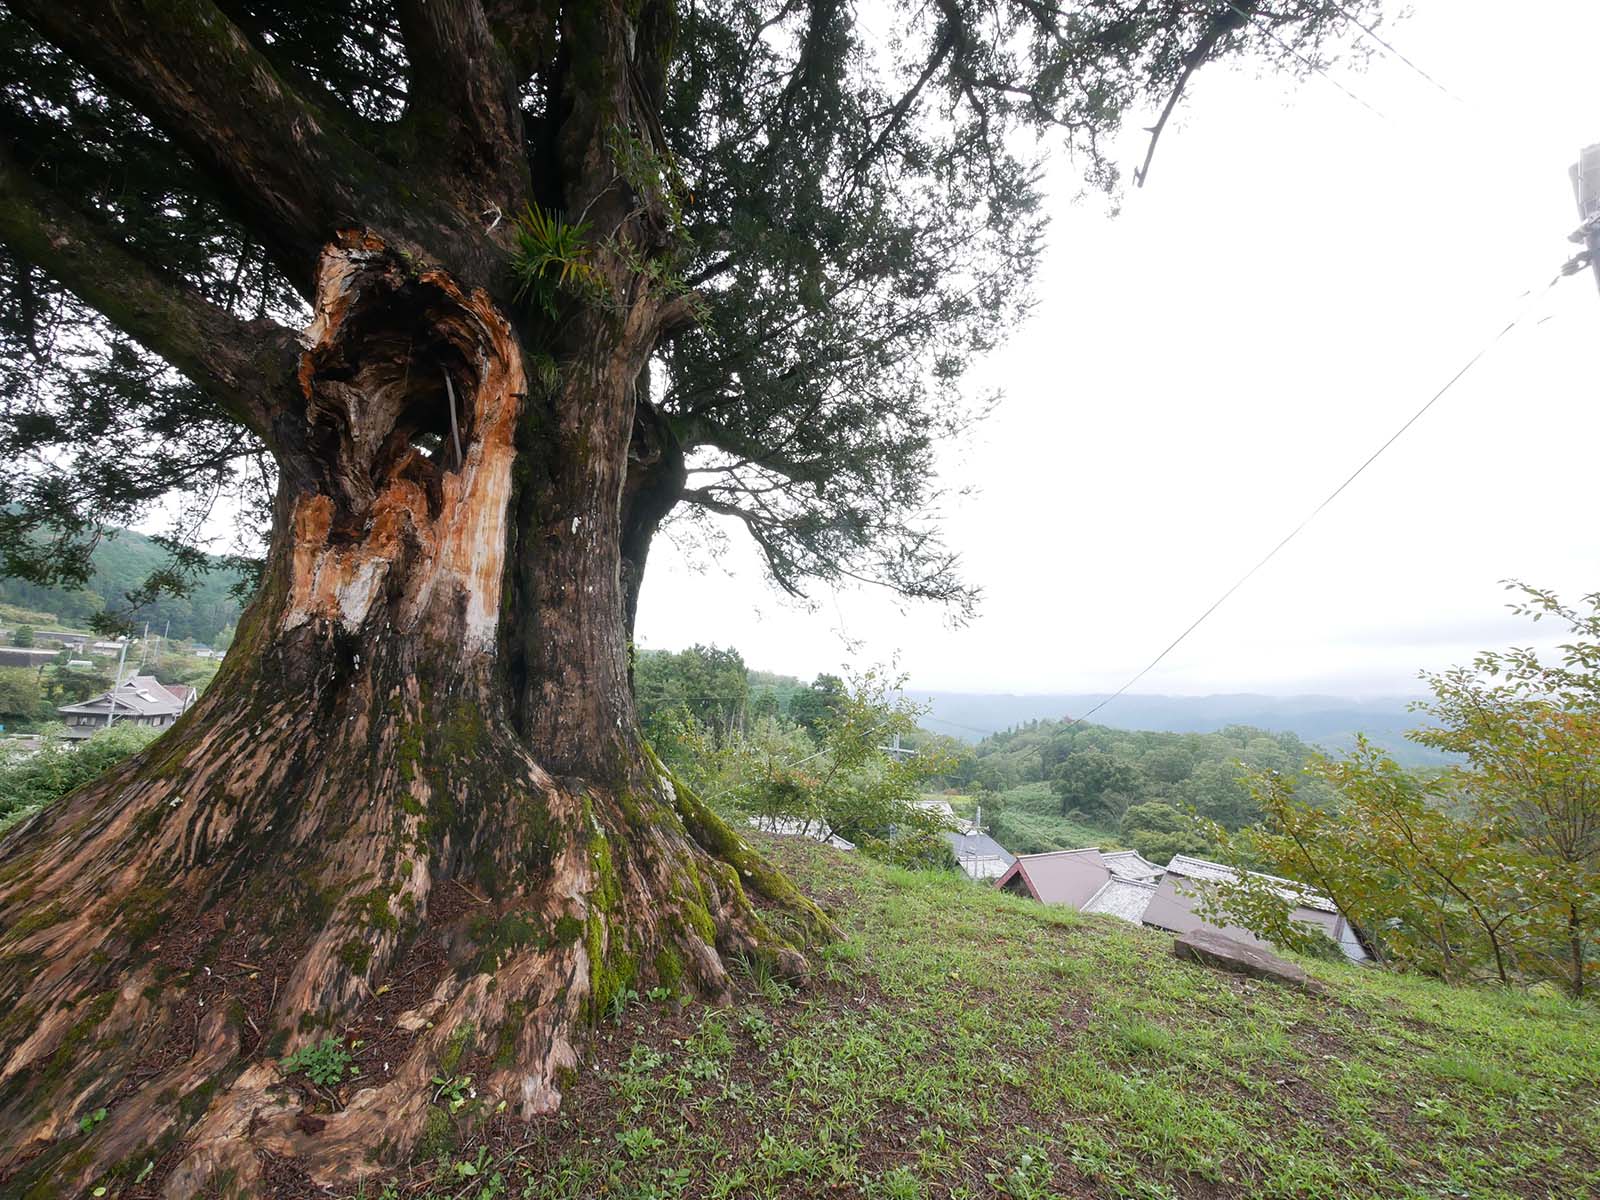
[995,846,1368,962]
[1143,854,1368,962]
[1098,849,1164,882]
[57,675,197,739]
[1081,875,1160,922]
[995,847,1116,908]
[943,826,1015,881]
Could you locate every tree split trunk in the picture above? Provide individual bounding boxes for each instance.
[0,234,825,1198]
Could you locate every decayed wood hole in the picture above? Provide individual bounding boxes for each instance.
[285,231,524,651]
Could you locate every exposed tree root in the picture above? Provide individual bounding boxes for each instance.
[0,707,827,1198]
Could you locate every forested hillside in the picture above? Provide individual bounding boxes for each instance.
[631,646,1344,865]
[917,690,1447,766]
[954,718,1341,861]
[0,527,245,643]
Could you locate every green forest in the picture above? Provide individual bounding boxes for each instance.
[958,718,1339,861]
[0,526,245,644]
[632,644,1332,864]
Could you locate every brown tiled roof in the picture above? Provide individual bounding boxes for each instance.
[995,847,1111,908]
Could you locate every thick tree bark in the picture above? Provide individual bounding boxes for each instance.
[0,234,823,1198]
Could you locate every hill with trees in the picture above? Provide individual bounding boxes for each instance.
[915,690,1447,765]
[953,718,1340,861]
[0,525,244,644]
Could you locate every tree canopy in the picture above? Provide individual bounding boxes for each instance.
[0,0,1377,624]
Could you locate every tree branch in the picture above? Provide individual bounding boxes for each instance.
[1134,3,1253,187]
[850,27,955,180]
[671,412,827,485]
[679,488,806,597]
[0,146,298,443]
[398,0,530,207]
[9,0,398,292]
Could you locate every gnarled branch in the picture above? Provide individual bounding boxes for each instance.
[9,0,398,292]
[0,145,299,443]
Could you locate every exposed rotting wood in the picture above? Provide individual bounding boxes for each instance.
[0,232,828,1198]
[283,231,524,650]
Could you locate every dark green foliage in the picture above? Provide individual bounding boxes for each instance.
[0,723,162,831]
[0,667,52,728]
[1118,800,1214,865]
[635,644,750,738]
[657,1,1374,610]
[786,674,846,735]
[1050,748,1138,821]
[9,625,32,648]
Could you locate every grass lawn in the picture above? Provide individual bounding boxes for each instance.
[355,836,1600,1200]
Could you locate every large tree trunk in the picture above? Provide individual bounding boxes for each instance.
[0,235,823,1198]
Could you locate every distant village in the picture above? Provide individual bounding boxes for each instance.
[762,797,1369,964]
[0,625,215,753]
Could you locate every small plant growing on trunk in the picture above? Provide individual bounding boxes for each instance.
[281,1036,354,1088]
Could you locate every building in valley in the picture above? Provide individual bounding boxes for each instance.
[995,846,1367,962]
[57,675,197,739]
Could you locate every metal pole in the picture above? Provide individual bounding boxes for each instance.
[1569,143,1600,295]
[107,636,130,729]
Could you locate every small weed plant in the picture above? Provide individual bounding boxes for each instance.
[431,1073,475,1114]
[281,1035,352,1087]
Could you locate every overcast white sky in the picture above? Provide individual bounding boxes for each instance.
[635,0,1600,698]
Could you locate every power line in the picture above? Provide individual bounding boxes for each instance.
[1061,262,1576,733]
[920,714,1001,736]
[1221,0,1388,121]
[1314,0,1463,103]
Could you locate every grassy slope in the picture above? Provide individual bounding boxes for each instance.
[357,837,1598,1200]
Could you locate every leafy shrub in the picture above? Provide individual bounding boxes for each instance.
[0,723,161,830]
[1118,800,1215,865]
[859,829,959,872]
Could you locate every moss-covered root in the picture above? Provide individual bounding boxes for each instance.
[650,752,838,953]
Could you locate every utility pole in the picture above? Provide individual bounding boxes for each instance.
[1569,143,1600,295]
[878,731,914,762]
[106,636,130,729]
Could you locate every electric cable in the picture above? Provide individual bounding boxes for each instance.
[1059,262,1577,732]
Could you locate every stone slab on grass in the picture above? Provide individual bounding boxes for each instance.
[1172,928,1324,993]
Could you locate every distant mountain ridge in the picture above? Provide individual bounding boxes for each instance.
[910,691,1445,764]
